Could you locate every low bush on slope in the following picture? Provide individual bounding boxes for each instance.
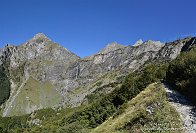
[166,49,196,103]
[0,64,11,106]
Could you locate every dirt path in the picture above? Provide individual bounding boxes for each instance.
[164,84,196,133]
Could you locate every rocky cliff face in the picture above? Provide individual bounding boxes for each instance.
[0,33,80,116]
[0,34,195,116]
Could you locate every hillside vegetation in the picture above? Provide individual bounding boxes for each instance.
[92,83,183,133]
[166,49,196,103]
[0,63,169,132]
[0,64,11,106]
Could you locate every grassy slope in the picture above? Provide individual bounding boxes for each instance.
[92,83,183,133]
[0,83,184,133]
[6,77,62,116]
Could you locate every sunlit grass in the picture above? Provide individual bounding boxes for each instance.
[92,83,183,133]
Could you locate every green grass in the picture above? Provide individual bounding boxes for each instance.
[6,77,62,116]
[92,83,183,133]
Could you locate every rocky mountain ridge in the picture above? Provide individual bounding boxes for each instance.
[0,34,195,116]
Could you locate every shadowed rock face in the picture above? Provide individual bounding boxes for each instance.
[66,37,195,81]
[62,37,196,107]
[0,34,195,116]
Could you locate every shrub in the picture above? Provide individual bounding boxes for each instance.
[0,64,11,105]
[166,49,196,103]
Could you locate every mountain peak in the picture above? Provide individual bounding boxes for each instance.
[25,33,51,44]
[143,40,163,46]
[99,42,125,54]
[133,39,163,47]
[133,39,143,46]
[32,33,49,40]
[22,33,52,46]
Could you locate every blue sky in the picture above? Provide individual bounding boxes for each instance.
[0,0,196,57]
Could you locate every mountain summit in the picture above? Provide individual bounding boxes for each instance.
[32,33,49,39]
[99,42,125,54]
[27,33,51,44]
[133,39,143,46]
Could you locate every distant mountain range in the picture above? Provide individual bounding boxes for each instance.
[0,33,195,116]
